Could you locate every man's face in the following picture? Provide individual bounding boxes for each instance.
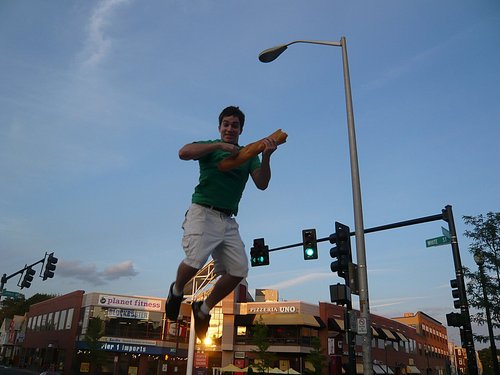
[218,115,242,144]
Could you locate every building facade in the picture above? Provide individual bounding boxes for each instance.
[392,312,451,375]
[2,286,460,375]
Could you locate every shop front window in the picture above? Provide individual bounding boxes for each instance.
[91,307,163,340]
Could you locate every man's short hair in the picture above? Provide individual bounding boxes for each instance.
[219,106,245,130]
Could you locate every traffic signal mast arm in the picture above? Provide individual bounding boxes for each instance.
[0,257,45,291]
[261,210,446,254]
[250,205,478,375]
[1,252,58,291]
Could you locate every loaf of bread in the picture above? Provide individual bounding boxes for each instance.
[217,129,288,171]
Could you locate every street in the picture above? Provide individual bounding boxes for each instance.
[0,366,37,375]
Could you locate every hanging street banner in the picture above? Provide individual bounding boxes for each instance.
[426,235,451,248]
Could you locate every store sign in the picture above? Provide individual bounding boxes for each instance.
[99,294,161,311]
[107,308,149,320]
[101,336,157,346]
[194,352,207,368]
[248,305,297,314]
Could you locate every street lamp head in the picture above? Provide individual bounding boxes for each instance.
[258,45,288,63]
[474,253,484,267]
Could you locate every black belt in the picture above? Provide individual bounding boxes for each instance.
[197,203,234,216]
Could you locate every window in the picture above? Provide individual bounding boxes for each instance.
[54,311,60,330]
[65,308,74,329]
[47,312,54,330]
[58,310,67,330]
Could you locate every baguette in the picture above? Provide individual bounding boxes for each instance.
[218,129,288,171]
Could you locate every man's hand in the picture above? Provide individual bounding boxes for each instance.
[219,142,240,157]
[261,137,278,158]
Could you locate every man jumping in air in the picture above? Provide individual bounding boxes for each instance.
[166,106,281,340]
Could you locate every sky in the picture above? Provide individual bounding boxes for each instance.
[1,0,499,347]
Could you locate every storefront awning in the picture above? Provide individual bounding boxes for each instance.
[373,364,386,374]
[335,318,345,330]
[352,363,392,375]
[381,328,397,340]
[378,364,394,374]
[406,365,421,374]
[255,313,320,327]
[372,327,379,336]
[395,332,408,342]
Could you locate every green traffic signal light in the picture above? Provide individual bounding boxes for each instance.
[302,229,318,260]
[304,247,315,258]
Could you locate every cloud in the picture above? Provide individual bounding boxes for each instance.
[57,259,138,286]
[102,260,139,280]
[262,272,332,290]
[80,0,131,68]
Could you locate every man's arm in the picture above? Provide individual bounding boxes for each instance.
[251,138,278,190]
[179,142,239,160]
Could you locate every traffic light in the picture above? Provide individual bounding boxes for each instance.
[302,229,318,260]
[330,222,351,280]
[21,267,36,289]
[250,238,269,267]
[450,278,461,309]
[330,283,351,305]
[446,312,465,327]
[43,253,58,280]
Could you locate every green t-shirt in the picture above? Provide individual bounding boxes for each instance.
[191,139,261,215]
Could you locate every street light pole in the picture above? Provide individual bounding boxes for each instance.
[474,254,500,375]
[259,37,373,375]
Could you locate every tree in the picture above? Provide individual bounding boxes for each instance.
[463,212,500,343]
[478,347,499,375]
[0,293,54,325]
[82,317,107,375]
[304,336,326,375]
[251,317,277,374]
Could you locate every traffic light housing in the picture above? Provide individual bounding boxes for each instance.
[43,253,58,280]
[250,238,269,267]
[302,229,318,260]
[330,222,351,280]
[21,267,36,289]
[450,278,461,309]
